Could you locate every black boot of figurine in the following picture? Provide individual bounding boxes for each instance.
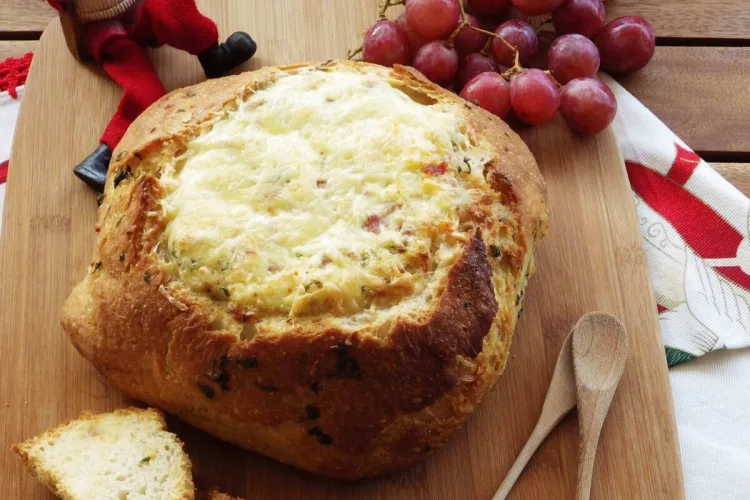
[74,143,111,193]
[198,32,257,79]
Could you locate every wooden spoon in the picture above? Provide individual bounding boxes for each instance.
[572,312,629,500]
[493,324,577,499]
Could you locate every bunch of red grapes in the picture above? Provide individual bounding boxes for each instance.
[359,0,656,134]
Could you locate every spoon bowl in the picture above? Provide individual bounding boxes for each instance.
[572,312,629,500]
[573,313,629,390]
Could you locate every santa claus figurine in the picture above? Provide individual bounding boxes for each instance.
[49,0,257,192]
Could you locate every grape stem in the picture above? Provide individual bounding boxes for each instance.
[451,0,517,54]
[378,0,405,19]
[544,69,563,89]
[352,0,528,81]
[500,50,523,80]
[347,46,363,60]
[479,36,493,56]
[445,0,468,47]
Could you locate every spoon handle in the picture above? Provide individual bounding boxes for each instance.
[576,389,618,500]
[493,398,574,500]
[494,331,577,500]
[493,413,556,499]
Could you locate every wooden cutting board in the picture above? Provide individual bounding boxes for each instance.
[0,2,684,498]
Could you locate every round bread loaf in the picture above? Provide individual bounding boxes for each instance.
[61,61,548,479]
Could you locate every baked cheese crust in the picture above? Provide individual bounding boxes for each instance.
[61,61,548,479]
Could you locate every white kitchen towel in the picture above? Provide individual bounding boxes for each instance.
[0,90,22,229]
[0,53,29,235]
[603,74,750,365]
[670,347,750,499]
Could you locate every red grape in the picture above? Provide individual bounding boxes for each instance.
[512,0,565,16]
[362,20,411,67]
[491,20,538,67]
[560,77,617,134]
[406,0,460,41]
[454,13,488,56]
[466,0,513,18]
[510,69,561,125]
[456,52,503,90]
[552,0,606,39]
[596,16,656,73]
[461,72,511,119]
[396,13,428,53]
[413,41,459,86]
[548,34,600,84]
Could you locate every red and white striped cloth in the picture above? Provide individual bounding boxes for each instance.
[1,54,748,497]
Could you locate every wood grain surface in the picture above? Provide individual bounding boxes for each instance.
[4,0,750,40]
[0,41,36,60]
[607,0,750,39]
[713,164,750,197]
[0,0,54,34]
[0,1,683,499]
[619,47,750,155]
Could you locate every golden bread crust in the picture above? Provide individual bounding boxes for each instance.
[61,61,548,479]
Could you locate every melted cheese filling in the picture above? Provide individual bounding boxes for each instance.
[158,69,492,320]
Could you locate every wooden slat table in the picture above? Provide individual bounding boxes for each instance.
[620,47,750,154]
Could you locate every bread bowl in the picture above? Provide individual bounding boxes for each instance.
[61,60,548,479]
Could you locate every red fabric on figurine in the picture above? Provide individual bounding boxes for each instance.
[136,0,219,55]
[51,0,220,149]
[97,38,166,148]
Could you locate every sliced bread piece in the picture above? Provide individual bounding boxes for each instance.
[13,407,194,500]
